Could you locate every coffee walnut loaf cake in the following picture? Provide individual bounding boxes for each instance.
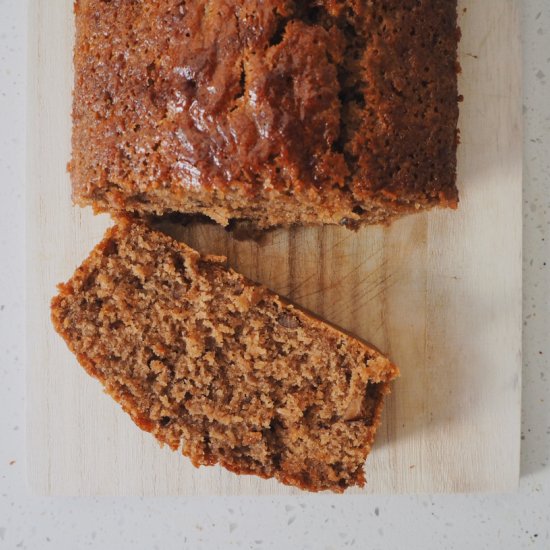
[71,0,460,229]
[51,220,398,492]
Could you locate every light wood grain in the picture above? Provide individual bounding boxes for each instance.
[27,0,522,495]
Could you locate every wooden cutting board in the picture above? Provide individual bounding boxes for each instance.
[27,0,522,495]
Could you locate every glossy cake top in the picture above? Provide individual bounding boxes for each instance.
[72,0,459,223]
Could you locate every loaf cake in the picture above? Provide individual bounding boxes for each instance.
[71,0,460,229]
[51,220,398,492]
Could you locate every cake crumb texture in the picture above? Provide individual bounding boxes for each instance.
[51,220,398,492]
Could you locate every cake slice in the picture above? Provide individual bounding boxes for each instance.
[51,220,398,492]
[71,0,460,229]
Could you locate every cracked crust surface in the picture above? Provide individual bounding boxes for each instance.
[71,0,460,229]
[51,220,398,492]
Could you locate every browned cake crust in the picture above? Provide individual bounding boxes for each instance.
[71,0,460,229]
[51,220,398,492]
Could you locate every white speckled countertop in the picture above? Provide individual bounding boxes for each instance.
[1,1,548,548]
